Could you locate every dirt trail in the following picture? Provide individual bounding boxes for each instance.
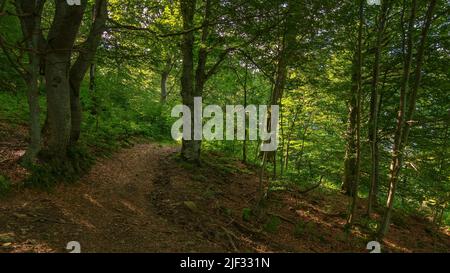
[1,142,449,253]
[0,143,225,253]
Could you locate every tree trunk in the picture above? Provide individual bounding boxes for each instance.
[69,80,82,145]
[14,0,45,164]
[160,70,169,103]
[23,65,41,163]
[45,53,72,159]
[43,1,86,159]
[242,74,248,163]
[180,0,199,163]
[346,0,364,226]
[69,0,107,144]
[279,103,285,176]
[295,119,310,172]
[89,63,96,92]
[368,0,390,216]
[342,51,361,198]
[378,0,415,234]
[256,0,299,207]
[160,58,172,103]
[378,0,436,238]
[284,106,300,172]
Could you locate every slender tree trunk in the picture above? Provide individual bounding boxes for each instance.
[434,111,449,226]
[69,0,107,145]
[257,12,289,207]
[368,0,390,216]
[295,120,310,172]
[256,0,300,209]
[179,0,235,163]
[273,150,277,179]
[160,70,169,103]
[284,141,290,171]
[379,0,436,238]
[89,62,100,130]
[400,0,437,149]
[23,70,41,164]
[14,0,45,164]
[255,150,268,209]
[342,52,361,197]
[284,106,300,172]
[69,79,82,145]
[279,103,284,176]
[346,0,364,226]
[242,74,248,163]
[259,50,285,192]
[180,0,199,163]
[160,58,172,103]
[378,0,417,237]
[89,63,96,92]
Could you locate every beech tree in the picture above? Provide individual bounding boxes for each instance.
[378,0,437,238]
[7,1,45,164]
[367,0,391,216]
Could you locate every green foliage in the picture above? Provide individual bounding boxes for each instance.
[263,216,281,233]
[359,216,379,234]
[0,3,23,93]
[0,0,447,245]
[0,92,30,123]
[443,211,450,227]
[0,62,175,188]
[242,208,252,222]
[25,145,95,189]
[79,69,174,154]
[242,208,253,222]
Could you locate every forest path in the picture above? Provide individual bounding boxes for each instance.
[0,143,225,252]
[1,142,449,253]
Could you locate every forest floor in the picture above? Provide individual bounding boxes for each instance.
[0,123,449,253]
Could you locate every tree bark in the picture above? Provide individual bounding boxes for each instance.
[69,0,107,144]
[160,70,169,103]
[180,0,198,163]
[160,57,172,103]
[43,1,86,159]
[179,0,237,163]
[342,34,362,199]
[256,0,298,207]
[89,63,96,92]
[242,68,248,163]
[367,0,390,216]
[284,106,301,172]
[14,0,45,164]
[346,0,364,226]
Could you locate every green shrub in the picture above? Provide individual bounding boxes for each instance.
[25,144,94,188]
[242,208,252,222]
[264,216,281,233]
